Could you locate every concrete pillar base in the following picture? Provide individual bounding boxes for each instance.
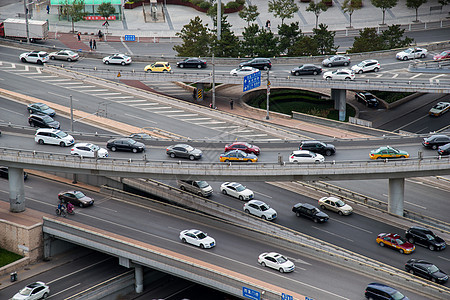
[388,178,405,216]
[331,88,347,121]
[135,264,143,293]
[9,167,26,212]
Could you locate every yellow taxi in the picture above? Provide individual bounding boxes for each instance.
[219,150,258,163]
[369,146,409,160]
[144,62,171,73]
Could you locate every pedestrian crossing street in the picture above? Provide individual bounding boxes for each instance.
[0,62,286,141]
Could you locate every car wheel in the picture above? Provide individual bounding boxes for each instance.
[50,56,55,60]
[344,62,349,66]
[327,63,332,67]
[197,192,202,196]
[105,61,109,64]
[402,56,408,61]
[345,77,351,80]
[379,242,385,247]
[420,54,425,58]
[28,108,33,113]
[29,121,35,127]
[163,69,168,73]
[67,58,72,62]
[376,156,383,160]
[121,61,126,66]
[170,153,176,158]
[408,237,414,243]
[429,244,435,251]
[432,145,438,150]
[368,297,375,300]
[261,215,267,220]
[180,186,186,191]
[261,262,266,267]
[313,71,318,75]
[59,142,66,147]
[37,60,43,65]
[263,66,268,70]
[239,195,244,201]
[197,65,202,69]
[43,292,49,299]
[21,57,27,63]
[399,249,404,254]
[221,189,228,195]
[111,146,117,152]
[296,212,301,217]
[38,139,45,145]
[326,76,332,80]
[295,71,300,76]
[279,268,284,273]
[244,209,250,214]
[189,155,195,160]
[320,205,326,210]
[132,148,138,153]
[179,64,184,68]
[408,269,414,274]
[79,203,84,208]
[358,70,363,74]
[225,159,230,162]
[432,277,437,283]
[200,244,205,249]
[400,156,406,158]
[182,238,187,243]
[325,150,332,156]
[374,67,379,72]
[314,160,320,164]
[313,218,318,223]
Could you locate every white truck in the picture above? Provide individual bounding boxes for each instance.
[0,18,48,42]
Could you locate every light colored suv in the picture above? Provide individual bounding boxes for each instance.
[351,59,380,74]
[177,180,213,197]
[35,128,74,147]
[19,51,49,64]
[243,200,277,220]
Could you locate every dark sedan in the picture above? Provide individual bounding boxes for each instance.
[422,134,450,150]
[177,58,207,69]
[438,143,450,155]
[106,138,145,153]
[405,226,446,251]
[27,103,56,116]
[58,190,94,207]
[239,58,272,70]
[166,144,202,160]
[292,203,329,223]
[355,91,379,107]
[0,167,28,180]
[28,114,60,129]
[290,64,322,76]
[299,140,335,156]
[405,259,448,284]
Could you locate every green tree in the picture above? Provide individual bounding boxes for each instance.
[371,0,398,25]
[240,24,260,57]
[97,2,116,19]
[277,22,302,56]
[253,29,279,57]
[63,0,86,33]
[406,0,428,22]
[342,0,362,28]
[306,1,328,29]
[173,16,211,57]
[290,36,319,57]
[238,5,259,26]
[380,24,414,49]
[348,28,384,53]
[207,1,225,19]
[268,0,299,24]
[313,23,337,55]
[211,16,240,57]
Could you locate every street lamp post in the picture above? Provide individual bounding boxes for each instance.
[70,95,74,132]
[266,69,270,120]
[212,0,221,109]
[23,0,30,44]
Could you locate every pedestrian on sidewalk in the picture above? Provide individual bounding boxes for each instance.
[230,99,234,110]
[46,4,50,14]
[89,39,92,50]
[77,32,81,41]
[93,39,97,50]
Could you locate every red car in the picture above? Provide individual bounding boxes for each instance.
[224,142,260,155]
[376,233,415,254]
[433,50,450,61]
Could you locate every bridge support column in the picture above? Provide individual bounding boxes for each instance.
[331,88,346,121]
[9,167,25,212]
[194,83,204,101]
[43,233,52,260]
[135,264,143,293]
[388,178,405,216]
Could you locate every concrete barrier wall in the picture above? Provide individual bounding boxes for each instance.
[0,219,43,262]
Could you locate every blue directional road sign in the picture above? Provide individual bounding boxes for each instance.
[282,293,294,300]
[243,70,261,92]
[242,286,261,300]
[124,35,136,42]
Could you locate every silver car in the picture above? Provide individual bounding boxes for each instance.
[322,55,351,67]
[49,49,79,61]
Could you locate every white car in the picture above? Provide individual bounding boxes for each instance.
[220,182,254,201]
[103,54,132,65]
[35,128,74,147]
[396,47,428,60]
[179,229,216,249]
[289,150,324,163]
[11,281,50,300]
[19,51,49,64]
[243,200,277,220]
[49,49,79,61]
[428,102,450,117]
[323,68,355,80]
[258,252,295,273]
[351,59,380,74]
[318,196,353,215]
[71,143,108,158]
[230,66,260,76]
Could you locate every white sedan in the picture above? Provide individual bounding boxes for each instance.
[318,196,353,215]
[70,143,108,158]
[230,66,259,76]
[220,182,254,201]
[103,54,132,65]
[323,69,355,80]
[11,281,50,300]
[289,150,324,163]
[428,102,450,117]
[258,252,295,273]
[396,47,428,60]
[179,229,216,249]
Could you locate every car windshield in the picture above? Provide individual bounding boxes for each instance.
[395,238,406,245]
[56,131,68,138]
[42,115,53,122]
[260,204,269,211]
[391,291,406,300]
[39,104,50,110]
[197,181,209,188]
[74,191,86,199]
[426,234,436,240]
[433,104,445,109]
[439,51,448,56]
[427,265,439,273]
[313,208,320,213]
[185,145,194,152]
[196,232,207,239]
[19,287,32,296]
[276,256,288,264]
[404,49,413,53]
[126,139,136,145]
[357,62,365,67]
[91,144,100,151]
[336,199,346,207]
[235,185,246,192]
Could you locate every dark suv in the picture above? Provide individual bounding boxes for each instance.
[365,283,409,300]
[422,134,450,149]
[355,92,379,107]
[28,114,60,129]
[239,58,272,70]
[405,226,446,251]
[299,140,336,156]
[292,203,329,223]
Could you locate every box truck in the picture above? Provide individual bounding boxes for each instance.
[0,18,48,42]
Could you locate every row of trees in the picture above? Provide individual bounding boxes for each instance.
[60,0,116,32]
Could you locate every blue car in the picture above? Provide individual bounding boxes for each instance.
[27,102,56,117]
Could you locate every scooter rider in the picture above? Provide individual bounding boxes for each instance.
[67,202,74,214]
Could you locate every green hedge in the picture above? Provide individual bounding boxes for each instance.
[369,91,414,104]
[0,248,23,268]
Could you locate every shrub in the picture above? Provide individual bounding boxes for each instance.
[191,0,202,5]
[236,0,245,5]
[198,1,211,9]
[225,1,241,9]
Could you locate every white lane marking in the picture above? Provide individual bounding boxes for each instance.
[54,82,86,85]
[439,256,450,262]
[48,283,81,298]
[331,218,373,233]
[404,201,427,209]
[409,73,422,79]
[121,37,133,55]
[43,79,75,82]
[124,113,157,124]
[2,108,24,116]
[114,99,149,103]
[141,106,172,110]
[253,191,272,198]
[104,96,135,99]
[394,114,428,131]
[391,74,399,78]
[430,74,446,80]
[289,258,311,265]
[179,117,211,121]
[165,114,199,117]
[77,89,109,92]
[47,258,112,284]
[239,134,268,137]
[48,91,78,101]
[312,226,354,242]
[193,121,227,125]
[92,92,122,96]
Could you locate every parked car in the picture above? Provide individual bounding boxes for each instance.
[323,68,355,80]
[292,203,329,223]
[351,59,380,73]
[166,144,202,160]
[103,54,132,65]
[28,114,60,129]
[364,282,409,300]
[438,143,450,156]
[318,196,353,215]
[144,61,171,72]
[49,49,79,61]
[239,58,272,70]
[405,259,448,284]
[428,101,450,116]
[230,66,259,76]
[396,47,428,60]
[290,64,322,76]
[219,150,258,163]
[369,146,409,159]
[71,143,108,158]
[405,226,446,251]
[0,166,28,180]
[258,252,295,273]
[243,200,277,220]
[106,138,145,153]
[27,103,55,116]
[433,50,450,61]
[422,134,450,150]
[11,281,50,300]
[289,150,324,163]
[224,142,260,155]
[128,133,153,141]
[355,91,379,107]
[322,55,351,67]
[220,182,254,201]
[177,58,207,68]
[298,140,335,156]
[35,128,74,147]
[179,229,215,249]
[19,51,49,64]
[58,190,94,207]
[376,233,415,254]
[177,180,213,197]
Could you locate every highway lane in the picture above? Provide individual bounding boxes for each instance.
[0,176,433,299]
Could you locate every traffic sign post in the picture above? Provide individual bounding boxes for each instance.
[124,35,136,42]
[242,287,260,300]
[243,71,261,92]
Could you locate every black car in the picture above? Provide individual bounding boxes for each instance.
[364,283,409,300]
[355,92,379,107]
[405,226,446,251]
[28,114,60,129]
[58,190,94,207]
[27,102,56,116]
[422,134,450,150]
[299,140,336,156]
[292,203,329,223]
[438,143,450,155]
[405,259,448,284]
[177,58,207,69]
[239,58,272,70]
[290,64,322,76]
[166,144,202,160]
[0,167,28,180]
[106,138,145,153]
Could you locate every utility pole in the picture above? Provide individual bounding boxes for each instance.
[23,0,30,44]
[212,0,221,109]
[70,95,74,132]
[266,69,270,120]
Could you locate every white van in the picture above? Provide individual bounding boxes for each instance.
[35,128,74,146]
[177,180,213,197]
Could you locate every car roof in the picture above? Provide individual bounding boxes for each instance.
[155,61,169,64]
[248,200,265,205]
[367,283,399,294]
[362,59,378,63]
[409,226,432,232]
[299,203,316,209]
[427,134,449,139]
[36,128,59,132]
[301,140,322,144]
[292,150,313,154]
